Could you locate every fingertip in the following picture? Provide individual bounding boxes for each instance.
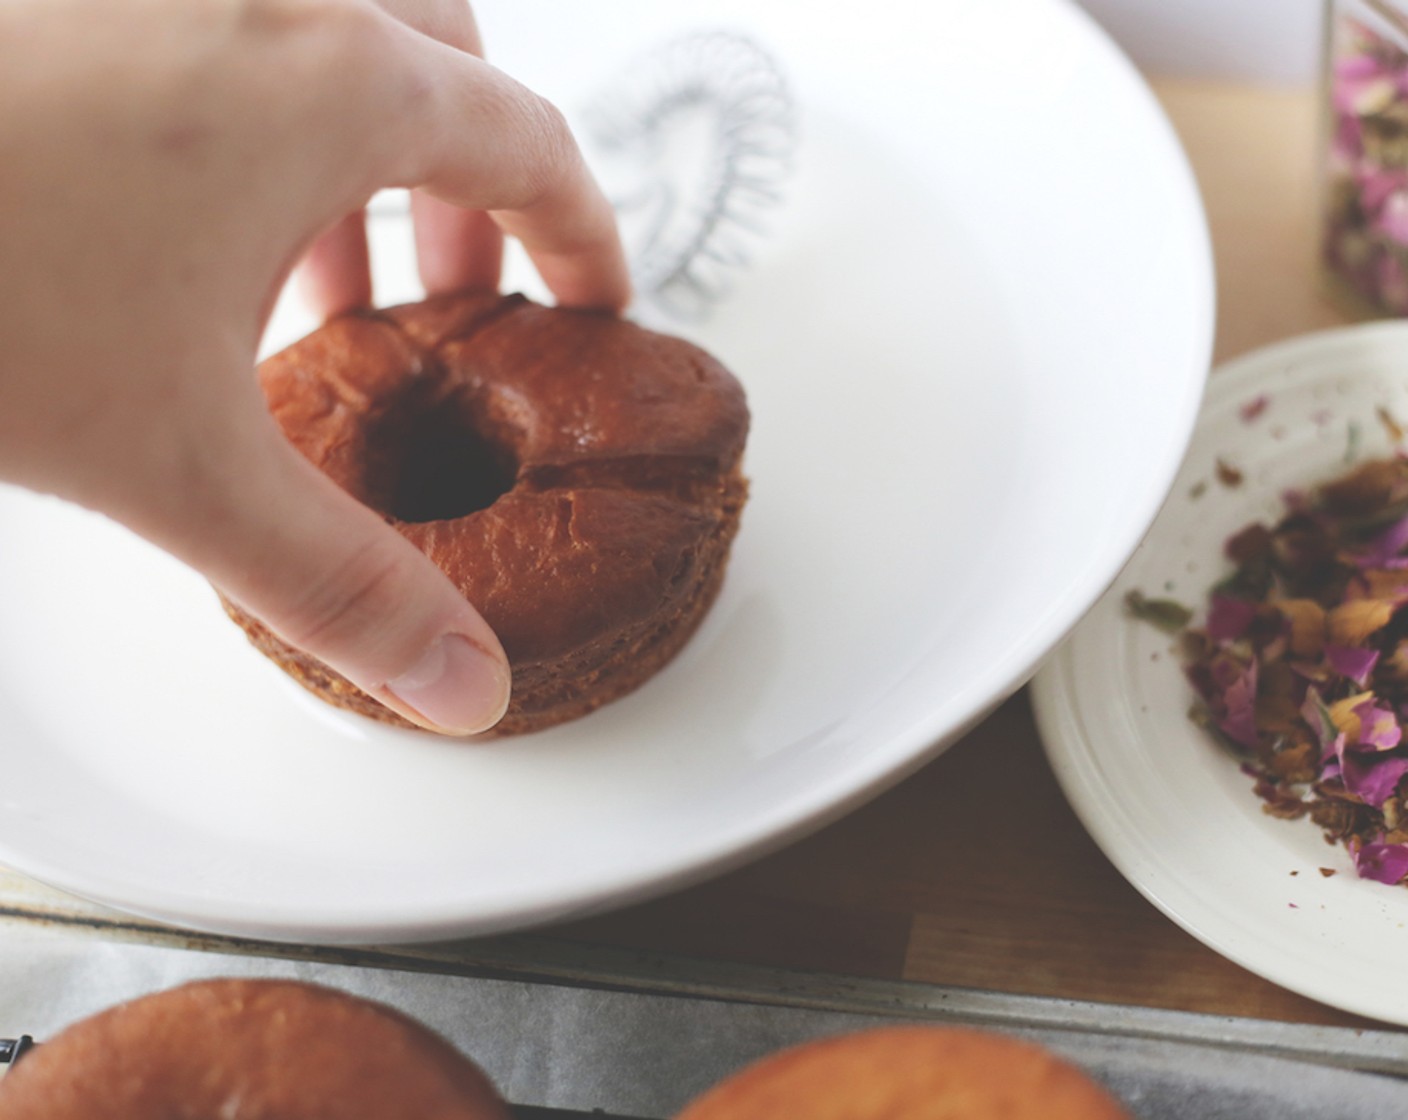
[193,429,513,739]
[376,631,512,736]
[498,161,633,313]
[538,245,634,314]
[521,204,634,314]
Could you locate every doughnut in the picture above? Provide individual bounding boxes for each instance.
[0,978,508,1119]
[675,1026,1129,1119]
[224,291,750,735]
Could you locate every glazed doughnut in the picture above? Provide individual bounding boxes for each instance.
[224,291,749,735]
[675,1026,1129,1119]
[0,978,508,1119]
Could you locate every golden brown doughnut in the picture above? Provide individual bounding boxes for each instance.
[224,291,749,735]
[675,1026,1130,1119]
[0,978,508,1119]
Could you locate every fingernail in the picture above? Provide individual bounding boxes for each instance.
[385,634,510,735]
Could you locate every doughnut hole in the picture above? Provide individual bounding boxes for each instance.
[367,391,520,523]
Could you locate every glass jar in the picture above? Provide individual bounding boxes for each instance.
[1322,0,1408,315]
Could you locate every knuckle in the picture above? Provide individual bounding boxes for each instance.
[278,541,411,657]
[513,93,580,202]
[412,0,482,53]
[237,0,357,29]
[238,0,386,68]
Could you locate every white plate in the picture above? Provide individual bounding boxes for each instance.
[0,0,1211,943]
[1033,324,1408,1026]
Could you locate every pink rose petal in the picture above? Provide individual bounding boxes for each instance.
[1215,656,1260,749]
[1344,753,1408,807]
[1349,512,1408,568]
[1325,644,1380,686]
[1239,395,1270,423]
[1207,595,1258,644]
[1353,696,1402,750]
[1352,841,1408,884]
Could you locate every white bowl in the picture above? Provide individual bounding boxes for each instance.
[0,0,1212,942]
[1034,324,1408,1026]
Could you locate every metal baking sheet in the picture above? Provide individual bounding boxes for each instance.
[1,870,1406,1117]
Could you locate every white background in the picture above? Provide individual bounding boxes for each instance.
[1075,0,1322,83]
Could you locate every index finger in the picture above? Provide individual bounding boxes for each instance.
[373,13,631,311]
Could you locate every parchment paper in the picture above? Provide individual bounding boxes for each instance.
[1,916,1405,1119]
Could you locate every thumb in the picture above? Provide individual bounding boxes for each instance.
[175,420,511,737]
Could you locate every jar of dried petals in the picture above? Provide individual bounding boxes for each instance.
[1322,0,1408,315]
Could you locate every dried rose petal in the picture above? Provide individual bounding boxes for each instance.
[1358,569,1408,604]
[1225,522,1273,564]
[1348,511,1408,568]
[1239,395,1270,423]
[1336,53,1384,83]
[1377,405,1405,443]
[1387,641,1408,681]
[1301,688,1339,753]
[1360,168,1408,212]
[1352,696,1402,750]
[1215,656,1260,749]
[1185,449,1408,888]
[1377,254,1408,310]
[1207,595,1258,644]
[1334,726,1408,806]
[1328,599,1395,645]
[1318,459,1407,513]
[1125,589,1193,634]
[1379,193,1408,247]
[1328,690,1375,740]
[1335,73,1396,116]
[1346,756,1408,806]
[1216,459,1245,488]
[1325,643,1380,685]
[1352,841,1408,884]
[1278,598,1327,657]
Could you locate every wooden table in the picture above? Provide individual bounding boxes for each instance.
[545,81,1382,1031]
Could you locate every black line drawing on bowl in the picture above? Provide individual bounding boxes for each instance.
[582,30,798,321]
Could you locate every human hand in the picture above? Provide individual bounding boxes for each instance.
[0,0,630,735]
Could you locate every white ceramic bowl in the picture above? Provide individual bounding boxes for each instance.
[0,0,1212,942]
[1034,324,1408,1026]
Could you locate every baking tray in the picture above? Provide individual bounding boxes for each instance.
[1,869,1406,1117]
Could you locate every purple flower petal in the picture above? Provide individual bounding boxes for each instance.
[1332,116,1363,163]
[1341,747,1408,806]
[1380,192,1408,246]
[1216,656,1259,748]
[1326,731,1348,769]
[1325,644,1381,686]
[1349,512,1408,569]
[1358,168,1408,212]
[1370,513,1408,559]
[1337,54,1385,82]
[1207,595,1258,643]
[1291,661,1331,687]
[1239,395,1269,423]
[1379,253,1408,312]
[1337,73,1396,116]
[1353,696,1403,750]
[1301,688,1338,752]
[1352,841,1408,884]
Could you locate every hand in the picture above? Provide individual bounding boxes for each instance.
[0,0,631,734]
